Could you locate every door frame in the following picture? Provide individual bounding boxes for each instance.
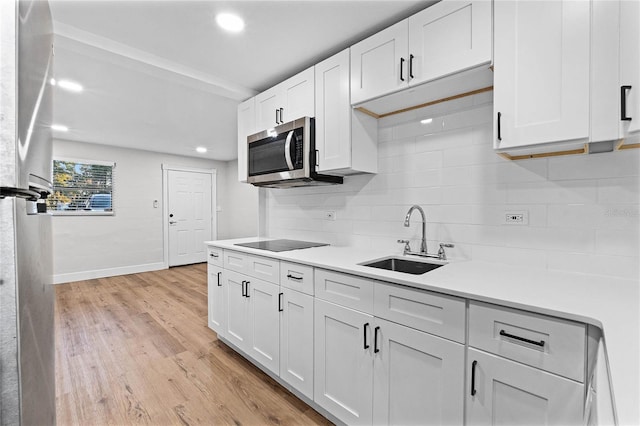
[162,164,217,268]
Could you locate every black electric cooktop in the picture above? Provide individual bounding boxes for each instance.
[234,239,329,252]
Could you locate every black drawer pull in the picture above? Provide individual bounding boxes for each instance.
[471,360,477,396]
[278,292,283,312]
[400,57,405,82]
[245,281,250,298]
[500,329,545,347]
[217,271,222,287]
[241,280,246,297]
[286,274,303,281]
[497,112,502,141]
[374,326,380,353]
[210,253,219,258]
[363,323,370,349]
[621,85,632,121]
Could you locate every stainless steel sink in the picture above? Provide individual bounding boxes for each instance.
[360,256,445,275]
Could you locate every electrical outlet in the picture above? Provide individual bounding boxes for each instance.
[324,211,336,221]
[504,210,528,225]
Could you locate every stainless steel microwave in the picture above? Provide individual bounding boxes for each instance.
[247,117,342,188]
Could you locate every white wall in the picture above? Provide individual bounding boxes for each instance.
[264,93,640,280]
[52,140,233,283]
[222,161,259,238]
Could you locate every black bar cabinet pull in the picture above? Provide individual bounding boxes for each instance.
[400,57,405,82]
[499,329,545,347]
[374,326,380,353]
[471,360,477,396]
[245,281,250,298]
[497,112,502,141]
[286,274,303,281]
[210,252,219,258]
[241,280,246,297]
[621,85,632,121]
[275,109,279,124]
[363,323,370,349]
[409,54,414,79]
[217,271,222,287]
[278,293,283,312]
[279,108,284,123]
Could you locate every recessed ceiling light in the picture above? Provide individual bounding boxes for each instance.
[196,147,207,153]
[57,79,83,93]
[51,124,69,132]
[216,12,244,33]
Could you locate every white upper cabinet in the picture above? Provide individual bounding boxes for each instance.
[350,20,409,105]
[620,0,640,138]
[408,0,492,86]
[315,49,377,174]
[237,98,255,183]
[493,0,590,150]
[255,67,314,130]
[350,0,491,106]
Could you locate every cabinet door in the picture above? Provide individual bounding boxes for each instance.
[315,49,352,172]
[207,265,226,338]
[255,85,281,130]
[466,348,584,425]
[620,0,640,137]
[373,318,464,425]
[281,67,314,123]
[246,278,280,376]
[279,288,314,400]
[225,270,251,352]
[314,299,373,425]
[408,0,491,86]
[493,1,590,149]
[350,20,409,105]
[237,97,255,182]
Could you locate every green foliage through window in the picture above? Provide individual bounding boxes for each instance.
[47,159,114,214]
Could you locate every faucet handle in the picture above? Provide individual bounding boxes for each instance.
[397,239,411,254]
[438,243,455,260]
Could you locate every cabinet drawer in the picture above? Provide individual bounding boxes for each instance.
[280,261,314,295]
[469,301,586,382]
[207,246,224,267]
[314,269,374,314]
[223,250,280,284]
[374,282,466,344]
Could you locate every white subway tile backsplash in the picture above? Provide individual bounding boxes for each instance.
[265,102,639,280]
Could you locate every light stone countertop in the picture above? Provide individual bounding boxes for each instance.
[206,237,639,425]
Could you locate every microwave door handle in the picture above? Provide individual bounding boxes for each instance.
[284,130,295,170]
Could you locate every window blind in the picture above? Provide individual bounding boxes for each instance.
[48,159,115,215]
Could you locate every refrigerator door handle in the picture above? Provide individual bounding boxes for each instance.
[0,186,41,201]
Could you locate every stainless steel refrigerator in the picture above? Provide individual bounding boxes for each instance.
[0,0,56,425]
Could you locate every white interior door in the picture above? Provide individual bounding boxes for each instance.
[167,169,212,266]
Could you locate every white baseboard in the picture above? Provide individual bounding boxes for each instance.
[52,262,166,284]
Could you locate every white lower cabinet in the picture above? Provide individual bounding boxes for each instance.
[373,318,464,425]
[279,287,314,400]
[314,297,465,426]
[466,348,584,425]
[224,269,280,376]
[224,270,251,352]
[207,246,592,426]
[207,265,226,338]
[247,277,280,376]
[314,298,374,425]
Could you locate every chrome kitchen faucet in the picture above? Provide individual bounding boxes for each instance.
[399,205,454,260]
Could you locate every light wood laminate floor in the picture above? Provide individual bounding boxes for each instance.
[55,264,332,425]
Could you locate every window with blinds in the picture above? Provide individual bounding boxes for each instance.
[47,159,115,215]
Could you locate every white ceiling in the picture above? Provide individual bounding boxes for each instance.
[49,0,431,161]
